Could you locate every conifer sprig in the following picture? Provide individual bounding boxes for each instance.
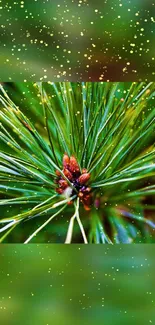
[0,82,155,243]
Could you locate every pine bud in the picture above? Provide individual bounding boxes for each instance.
[82,194,92,209]
[63,168,73,180]
[69,156,80,173]
[67,201,73,206]
[82,168,88,174]
[56,188,63,194]
[78,191,83,198]
[55,170,61,177]
[63,153,70,168]
[83,204,91,211]
[78,173,90,184]
[84,187,91,193]
[58,179,68,189]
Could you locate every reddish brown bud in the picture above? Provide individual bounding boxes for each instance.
[83,194,90,202]
[82,168,88,174]
[58,180,68,189]
[84,187,91,193]
[78,191,83,198]
[82,193,92,208]
[63,168,73,180]
[84,204,91,211]
[63,153,70,168]
[55,170,61,177]
[67,201,73,206]
[78,173,90,185]
[69,156,80,173]
[56,188,63,194]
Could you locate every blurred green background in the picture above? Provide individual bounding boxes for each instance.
[0,0,155,81]
[0,245,155,325]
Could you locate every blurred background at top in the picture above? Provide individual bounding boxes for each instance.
[0,0,155,81]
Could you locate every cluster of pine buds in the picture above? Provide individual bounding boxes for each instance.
[55,154,92,210]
